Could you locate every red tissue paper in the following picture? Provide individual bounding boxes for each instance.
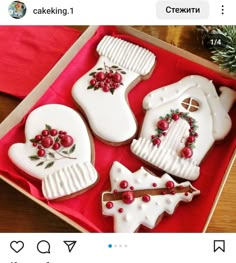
[0,26,81,98]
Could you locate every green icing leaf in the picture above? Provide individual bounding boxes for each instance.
[45,162,54,169]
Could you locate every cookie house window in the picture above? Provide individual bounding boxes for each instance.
[181,98,200,112]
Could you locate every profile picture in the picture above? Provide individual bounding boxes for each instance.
[8,1,27,19]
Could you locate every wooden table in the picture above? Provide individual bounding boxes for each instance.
[0,26,235,232]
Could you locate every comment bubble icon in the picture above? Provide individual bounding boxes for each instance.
[37,240,51,254]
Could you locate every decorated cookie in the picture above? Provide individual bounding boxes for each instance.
[72,35,156,145]
[102,161,200,233]
[131,75,236,180]
[8,104,98,200]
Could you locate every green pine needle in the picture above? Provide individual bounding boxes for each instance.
[211,26,236,73]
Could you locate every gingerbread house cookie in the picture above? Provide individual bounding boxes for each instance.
[8,104,98,200]
[72,35,156,145]
[102,161,200,233]
[131,75,236,180]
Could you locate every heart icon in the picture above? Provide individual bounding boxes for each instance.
[10,241,24,253]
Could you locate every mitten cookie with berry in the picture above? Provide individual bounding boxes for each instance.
[8,104,98,200]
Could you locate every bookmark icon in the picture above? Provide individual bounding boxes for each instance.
[63,241,77,253]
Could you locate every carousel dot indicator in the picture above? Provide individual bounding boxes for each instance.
[108,244,112,248]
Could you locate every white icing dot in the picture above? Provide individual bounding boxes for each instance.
[114,178,119,182]
[206,93,210,98]
[197,84,201,88]
[135,178,142,184]
[60,182,64,188]
[123,214,130,222]
[144,173,149,177]
[146,102,152,109]
[149,93,153,98]
[163,87,167,91]
[213,112,217,117]
[145,215,150,220]
[138,204,144,210]
[117,168,122,173]
[160,97,165,102]
[155,201,159,206]
[176,89,180,94]
[190,75,194,79]
[166,198,172,204]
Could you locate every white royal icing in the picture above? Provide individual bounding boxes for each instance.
[8,104,98,200]
[72,35,156,144]
[131,75,235,180]
[102,161,200,233]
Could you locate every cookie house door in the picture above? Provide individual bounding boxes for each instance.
[159,117,191,158]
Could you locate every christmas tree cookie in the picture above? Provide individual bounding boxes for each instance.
[8,104,98,200]
[72,35,156,145]
[131,75,236,180]
[102,161,200,233]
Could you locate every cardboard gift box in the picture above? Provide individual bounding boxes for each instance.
[0,26,235,232]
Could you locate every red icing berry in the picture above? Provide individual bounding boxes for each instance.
[32,143,37,147]
[130,186,134,191]
[37,149,45,157]
[161,191,167,195]
[152,183,157,187]
[181,147,193,159]
[172,113,179,121]
[185,192,189,196]
[50,129,58,136]
[187,136,195,143]
[95,72,106,81]
[122,191,134,204]
[163,132,167,136]
[113,189,118,193]
[119,180,128,189]
[118,208,123,213]
[59,131,64,135]
[90,79,96,86]
[157,120,169,131]
[142,194,151,202]
[171,191,176,195]
[112,72,122,83]
[166,181,174,189]
[194,132,198,137]
[35,135,42,141]
[41,136,53,148]
[106,202,113,209]
[61,135,74,148]
[42,130,49,136]
[37,145,42,149]
[152,138,161,146]
[106,72,113,78]
[52,142,60,150]
[102,84,110,92]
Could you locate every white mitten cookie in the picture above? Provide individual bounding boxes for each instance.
[131,75,236,180]
[72,35,156,145]
[102,161,200,233]
[8,104,98,200]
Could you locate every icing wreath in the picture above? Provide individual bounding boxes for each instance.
[151,109,198,159]
[29,124,77,169]
[87,63,126,94]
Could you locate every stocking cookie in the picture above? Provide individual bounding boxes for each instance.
[8,104,98,200]
[72,35,156,145]
[131,75,236,180]
[102,161,200,233]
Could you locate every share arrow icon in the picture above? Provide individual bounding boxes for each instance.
[63,241,77,253]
